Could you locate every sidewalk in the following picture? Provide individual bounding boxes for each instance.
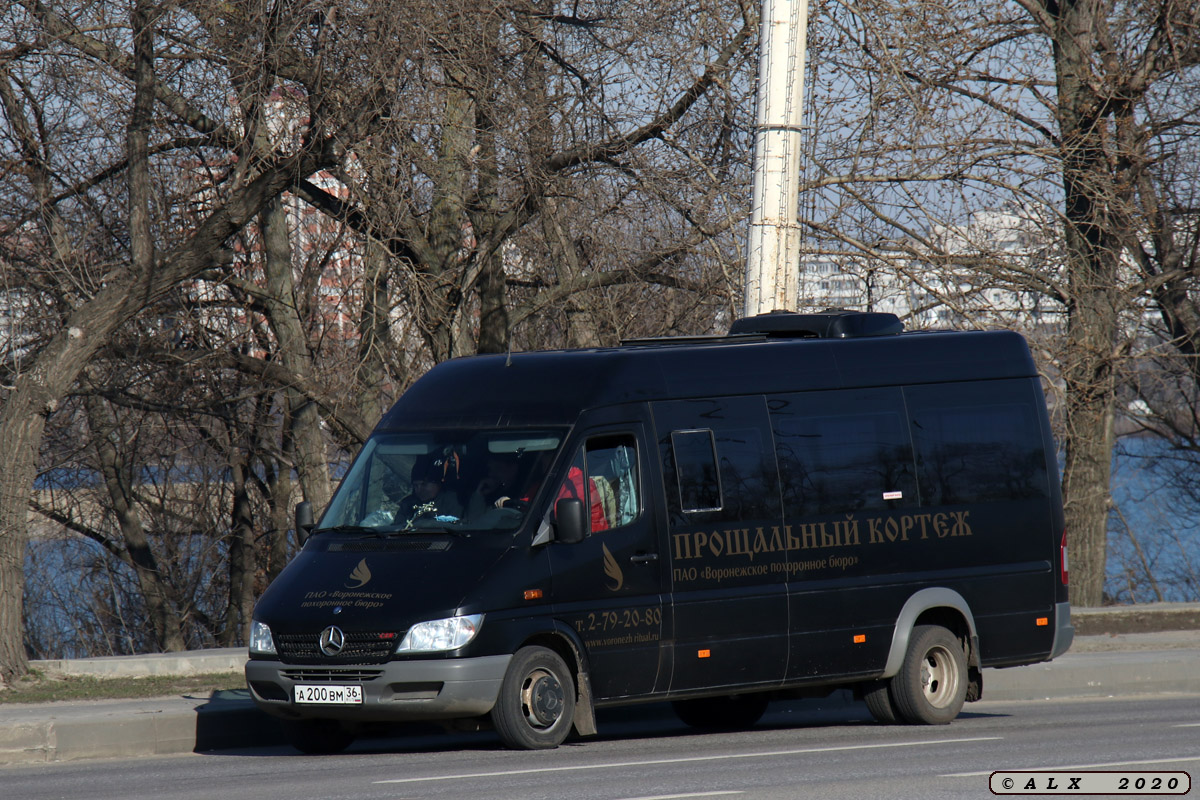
[3,609,1199,766]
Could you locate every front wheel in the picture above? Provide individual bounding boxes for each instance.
[491,646,576,749]
[890,624,968,725]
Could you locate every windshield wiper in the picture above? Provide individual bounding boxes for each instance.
[394,526,467,537]
[395,517,470,536]
[311,525,382,536]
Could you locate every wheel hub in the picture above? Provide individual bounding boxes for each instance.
[521,668,564,728]
[920,645,958,708]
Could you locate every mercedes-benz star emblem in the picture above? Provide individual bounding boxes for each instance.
[318,625,345,657]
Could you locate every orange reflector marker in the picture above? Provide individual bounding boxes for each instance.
[698,649,711,659]
[523,589,543,601]
[1036,617,1049,626]
[853,634,867,644]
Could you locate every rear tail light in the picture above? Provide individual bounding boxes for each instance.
[1060,528,1069,585]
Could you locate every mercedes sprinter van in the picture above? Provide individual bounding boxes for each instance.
[245,310,1072,752]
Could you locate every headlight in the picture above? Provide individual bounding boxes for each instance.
[249,620,276,655]
[395,614,483,653]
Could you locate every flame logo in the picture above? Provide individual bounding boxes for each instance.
[346,558,372,588]
[602,543,624,592]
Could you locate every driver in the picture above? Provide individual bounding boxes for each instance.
[466,452,521,518]
[397,459,462,526]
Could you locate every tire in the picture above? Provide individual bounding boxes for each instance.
[672,693,769,730]
[890,625,968,725]
[861,680,899,724]
[283,718,355,755]
[491,646,576,750]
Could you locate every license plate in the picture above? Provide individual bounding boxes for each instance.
[294,684,363,705]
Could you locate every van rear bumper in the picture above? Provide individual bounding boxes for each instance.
[1049,601,1074,659]
[244,654,512,722]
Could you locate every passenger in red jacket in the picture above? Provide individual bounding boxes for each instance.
[556,466,609,532]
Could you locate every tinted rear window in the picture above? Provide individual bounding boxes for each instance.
[905,380,1049,504]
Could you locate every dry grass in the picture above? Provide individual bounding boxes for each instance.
[0,669,246,704]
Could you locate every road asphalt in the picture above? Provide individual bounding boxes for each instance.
[2,604,1198,766]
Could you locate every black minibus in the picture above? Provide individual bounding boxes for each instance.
[245,310,1073,752]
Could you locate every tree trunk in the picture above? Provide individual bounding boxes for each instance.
[424,68,475,363]
[1060,323,1117,607]
[476,114,509,354]
[223,452,256,646]
[262,442,295,585]
[542,199,604,348]
[261,197,332,515]
[0,399,42,684]
[356,238,392,423]
[472,13,509,356]
[1053,0,1124,607]
[85,395,187,652]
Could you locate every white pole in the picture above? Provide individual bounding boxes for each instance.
[744,0,809,318]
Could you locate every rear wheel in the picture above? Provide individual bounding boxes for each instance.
[491,646,576,749]
[672,693,769,730]
[861,680,899,724]
[283,718,355,755]
[890,625,968,725]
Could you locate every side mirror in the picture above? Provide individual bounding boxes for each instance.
[554,498,586,544]
[295,501,314,545]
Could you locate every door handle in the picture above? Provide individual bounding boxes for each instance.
[630,553,658,564]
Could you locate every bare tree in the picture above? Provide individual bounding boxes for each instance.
[782,0,1200,605]
[0,0,358,682]
[296,0,757,364]
[2,0,764,677]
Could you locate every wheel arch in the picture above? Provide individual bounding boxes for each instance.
[517,621,598,737]
[880,587,978,680]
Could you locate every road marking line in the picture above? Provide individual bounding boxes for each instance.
[943,755,1200,778]
[374,736,1002,784]
[614,793,744,800]
[1175,723,1200,728]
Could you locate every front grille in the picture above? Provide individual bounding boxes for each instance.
[276,631,397,664]
[281,668,385,683]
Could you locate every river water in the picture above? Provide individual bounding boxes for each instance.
[21,441,1200,658]
[1108,437,1200,603]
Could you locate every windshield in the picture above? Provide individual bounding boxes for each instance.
[317,429,564,534]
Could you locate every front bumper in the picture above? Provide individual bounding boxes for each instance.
[245,654,512,722]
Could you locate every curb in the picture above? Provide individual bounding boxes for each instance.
[31,648,245,679]
[0,691,285,766]
[1072,603,1200,636]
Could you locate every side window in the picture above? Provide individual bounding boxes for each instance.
[671,430,722,513]
[586,434,640,529]
[905,380,1049,505]
[769,388,917,516]
[558,434,640,532]
[654,397,782,525]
